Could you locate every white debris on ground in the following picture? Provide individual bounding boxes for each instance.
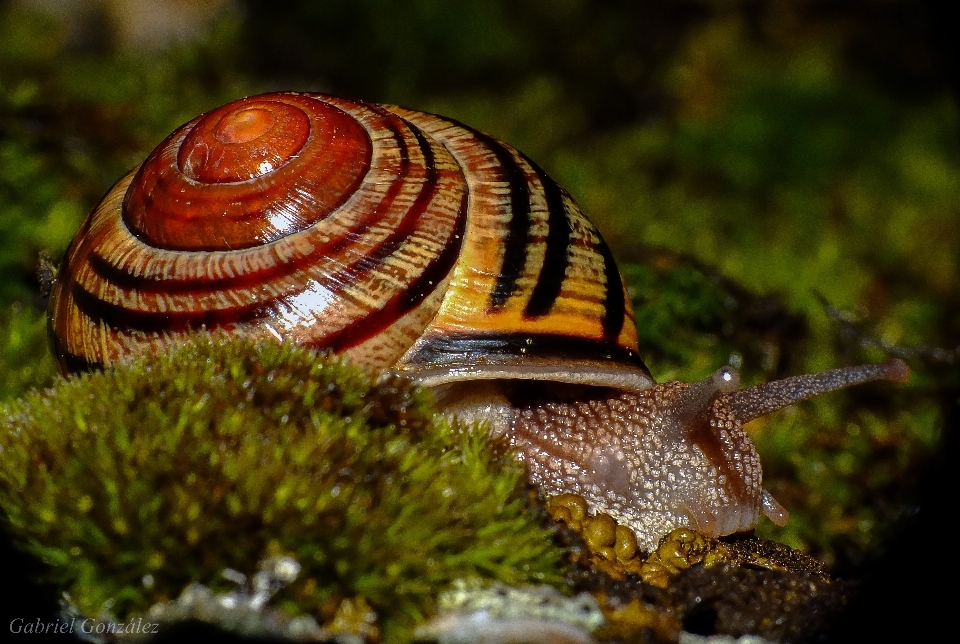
[679,633,778,644]
[76,556,331,643]
[415,579,605,644]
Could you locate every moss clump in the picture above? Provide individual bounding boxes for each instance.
[0,334,567,638]
[0,303,57,402]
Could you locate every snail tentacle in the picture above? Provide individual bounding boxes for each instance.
[660,366,741,437]
[726,358,910,424]
[761,489,790,527]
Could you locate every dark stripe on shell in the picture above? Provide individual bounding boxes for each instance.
[320,124,463,350]
[524,160,571,318]
[71,112,463,347]
[86,112,415,298]
[56,348,102,374]
[597,237,626,341]
[327,105,412,256]
[324,192,468,352]
[70,280,271,333]
[411,332,651,376]
[478,133,531,311]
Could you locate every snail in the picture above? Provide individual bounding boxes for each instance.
[47,92,908,552]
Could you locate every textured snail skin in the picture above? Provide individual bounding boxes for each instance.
[509,361,909,552]
[48,92,909,552]
[512,387,760,553]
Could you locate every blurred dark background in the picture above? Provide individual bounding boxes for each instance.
[2,0,957,640]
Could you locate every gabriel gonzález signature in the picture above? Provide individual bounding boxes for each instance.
[10,616,159,636]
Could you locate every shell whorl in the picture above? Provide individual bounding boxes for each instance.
[49,92,652,389]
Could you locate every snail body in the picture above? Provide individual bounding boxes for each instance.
[48,93,908,551]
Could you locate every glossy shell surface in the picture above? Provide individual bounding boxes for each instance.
[49,93,652,389]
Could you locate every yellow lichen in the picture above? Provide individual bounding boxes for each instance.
[545,493,648,578]
[638,527,730,588]
[545,493,748,585]
[329,597,380,642]
[592,596,681,643]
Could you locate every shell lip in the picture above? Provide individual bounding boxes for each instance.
[406,360,655,392]
[396,331,654,391]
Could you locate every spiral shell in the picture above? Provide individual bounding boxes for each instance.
[49,92,653,390]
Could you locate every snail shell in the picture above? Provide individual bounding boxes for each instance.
[48,92,908,551]
[49,92,651,391]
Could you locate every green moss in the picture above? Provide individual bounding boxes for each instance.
[0,334,567,638]
[0,5,252,310]
[620,253,739,382]
[0,303,57,403]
